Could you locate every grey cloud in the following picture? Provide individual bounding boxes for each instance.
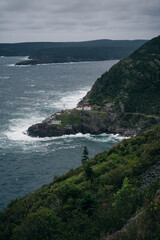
[0,0,159,42]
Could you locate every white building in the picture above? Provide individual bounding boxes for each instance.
[83,105,91,110]
[76,106,83,110]
[51,120,62,125]
[76,105,91,110]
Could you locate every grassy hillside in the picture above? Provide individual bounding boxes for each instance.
[82,35,160,116]
[0,126,160,240]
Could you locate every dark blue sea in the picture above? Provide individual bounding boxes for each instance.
[0,57,123,210]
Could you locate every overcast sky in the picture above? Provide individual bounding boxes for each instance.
[0,0,160,43]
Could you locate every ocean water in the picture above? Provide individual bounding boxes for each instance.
[0,57,122,210]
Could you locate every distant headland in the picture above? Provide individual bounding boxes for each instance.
[0,39,147,65]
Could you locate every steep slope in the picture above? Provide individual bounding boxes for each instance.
[0,126,160,240]
[81,35,160,116]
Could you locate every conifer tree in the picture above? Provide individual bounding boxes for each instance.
[85,162,94,183]
[81,146,89,164]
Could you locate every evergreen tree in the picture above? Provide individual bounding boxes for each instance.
[81,146,89,164]
[85,163,94,183]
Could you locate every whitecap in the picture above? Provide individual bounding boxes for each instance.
[0,76,9,79]
[4,114,46,142]
[109,133,130,140]
[36,63,48,66]
[22,56,29,60]
[53,88,90,110]
[37,90,45,93]
[39,132,126,143]
[14,65,30,67]
[7,64,15,67]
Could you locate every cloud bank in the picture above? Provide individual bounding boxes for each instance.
[0,0,160,42]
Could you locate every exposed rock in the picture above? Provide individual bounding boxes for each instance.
[27,110,160,138]
[140,163,160,189]
[105,211,144,240]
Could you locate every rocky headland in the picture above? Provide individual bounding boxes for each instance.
[27,109,160,138]
[27,35,160,138]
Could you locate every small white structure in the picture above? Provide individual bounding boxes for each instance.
[51,115,56,119]
[56,112,61,116]
[83,105,91,110]
[76,106,83,110]
[67,125,72,129]
[51,120,61,125]
[76,105,91,110]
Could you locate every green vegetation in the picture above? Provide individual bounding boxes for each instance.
[82,35,160,116]
[1,36,160,239]
[56,110,81,128]
[119,112,159,129]
[0,40,147,65]
[81,146,89,164]
[1,126,160,240]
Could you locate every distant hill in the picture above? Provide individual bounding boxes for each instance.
[0,39,147,65]
[81,35,160,116]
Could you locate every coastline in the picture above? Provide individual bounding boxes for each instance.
[27,109,160,138]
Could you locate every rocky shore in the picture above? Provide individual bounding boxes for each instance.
[27,109,160,138]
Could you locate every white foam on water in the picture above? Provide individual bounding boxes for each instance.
[7,64,15,67]
[2,113,127,154]
[0,76,10,79]
[4,115,46,142]
[41,132,127,143]
[53,88,90,110]
[37,90,45,93]
[74,132,129,143]
[2,87,91,144]
[58,145,78,150]
[23,56,29,60]
[37,63,49,66]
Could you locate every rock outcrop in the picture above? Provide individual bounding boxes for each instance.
[27,110,160,138]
